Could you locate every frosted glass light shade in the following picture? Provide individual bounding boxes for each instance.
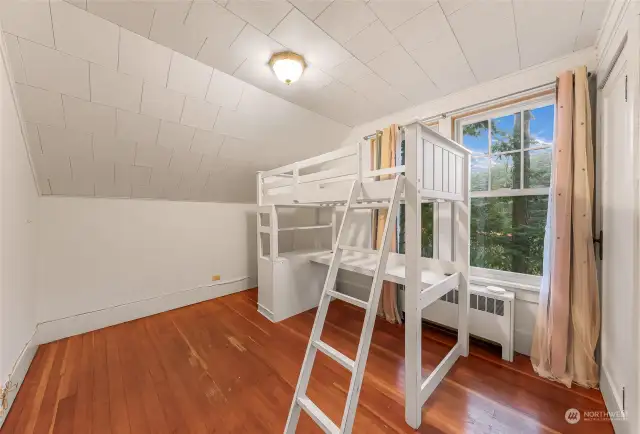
[269,52,306,85]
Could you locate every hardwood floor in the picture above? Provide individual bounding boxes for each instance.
[2,289,613,433]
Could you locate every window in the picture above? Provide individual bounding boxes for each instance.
[459,99,554,275]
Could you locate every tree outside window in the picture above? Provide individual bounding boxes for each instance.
[463,102,553,275]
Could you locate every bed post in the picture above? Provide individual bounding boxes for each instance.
[404,122,422,429]
[456,152,471,356]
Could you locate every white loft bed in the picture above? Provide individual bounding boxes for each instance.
[256,121,471,431]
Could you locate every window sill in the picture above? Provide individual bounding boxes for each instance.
[470,267,541,293]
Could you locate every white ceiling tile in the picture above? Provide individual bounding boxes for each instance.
[131,182,163,199]
[200,154,229,171]
[229,24,285,64]
[190,129,224,155]
[514,0,583,68]
[288,0,332,20]
[116,163,152,186]
[157,120,195,151]
[438,0,473,15]
[448,2,519,81]
[95,178,131,198]
[367,45,436,100]
[19,38,90,100]
[575,1,609,51]
[63,95,117,135]
[225,0,293,34]
[71,157,114,186]
[196,38,247,75]
[119,29,173,86]
[0,0,54,47]
[206,69,245,109]
[181,98,220,130]
[345,20,398,63]
[50,177,95,196]
[410,32,476,95]
[349,72,411,112]
[324,56,371,87]
[91,63,143,112]
[315,1,376,44]
[116,109,160,146]
[392,4,449,52]
[28,152,53,194]
[15,84,65,127]
[38,124,92,158]
[307,80,378,126]
[167,52,213,99]
[140,82,186,123]
[50,0,119,68]
[368,0,436,30]
[270,8,351,70]
[169,150,203,173]
[32,152,72,183]
[149,167,181,190]
[64,0,87,11]
[86,0,155,37]
[23,121,43,156]
[4,34,27,84]
[134,143,172,168]
[149,2,206,58]
[93,132,136,164]
[185,0,246,44]
[180,169,210,196]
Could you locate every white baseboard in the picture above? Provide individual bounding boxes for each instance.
[601,365,631,434]
[0,331,38,429]
[35,276,254,345]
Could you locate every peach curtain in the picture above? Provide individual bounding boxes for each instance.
[530,67,600,388]
[371,125,402,324]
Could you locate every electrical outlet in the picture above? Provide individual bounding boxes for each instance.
[211,275,221,281]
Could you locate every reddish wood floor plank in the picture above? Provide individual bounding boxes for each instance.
[1,289,613,434]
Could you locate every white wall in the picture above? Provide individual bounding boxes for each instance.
[36,197,257,325]
[0,25,39,418]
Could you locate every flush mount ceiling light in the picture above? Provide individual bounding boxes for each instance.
[269,51,306,85]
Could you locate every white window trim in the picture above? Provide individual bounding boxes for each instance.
[456,95,555,291]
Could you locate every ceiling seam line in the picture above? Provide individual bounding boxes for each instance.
[440,2,478,83]
[510,0,522,70]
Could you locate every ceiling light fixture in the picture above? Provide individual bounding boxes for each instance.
[269,51,306,85]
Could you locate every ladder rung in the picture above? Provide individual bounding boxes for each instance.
[327,290,368,309]
[297,396,339,434]
[339,245,377,255]
[313,340,355,371]
[350,202,390,209]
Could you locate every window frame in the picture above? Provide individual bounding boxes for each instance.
[455,95,555,290]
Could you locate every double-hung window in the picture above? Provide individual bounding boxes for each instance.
[457,97,554,277]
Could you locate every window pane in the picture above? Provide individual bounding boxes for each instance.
[463,120,489,155]
[490,153,520,190]
[524,104,554,148]
[470,195,548,275]
[471,157,489,191]
[524,148,552,188]
[398,203,433,258]
[491,112,521,153]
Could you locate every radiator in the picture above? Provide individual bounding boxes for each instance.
[423,285,515,362]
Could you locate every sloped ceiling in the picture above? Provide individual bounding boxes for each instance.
[0,0,608,203]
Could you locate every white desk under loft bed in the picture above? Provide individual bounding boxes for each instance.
[256,121,471,430]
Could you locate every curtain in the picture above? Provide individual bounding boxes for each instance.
[371,125,402,324]
[531,66,600,388]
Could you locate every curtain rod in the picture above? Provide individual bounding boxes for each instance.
[362,80,556,141]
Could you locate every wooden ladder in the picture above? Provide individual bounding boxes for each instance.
[284,175,405,434]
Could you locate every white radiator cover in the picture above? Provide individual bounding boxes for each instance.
[421,286,515,362]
